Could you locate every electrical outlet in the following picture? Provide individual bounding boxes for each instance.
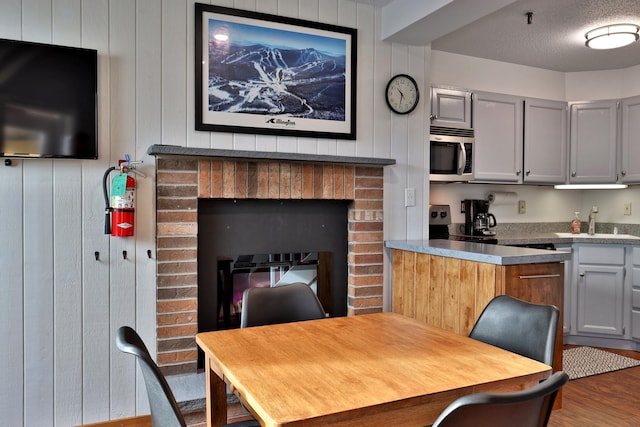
[518,200,526,214]
[624,202,632,215]
[404,188,416,207]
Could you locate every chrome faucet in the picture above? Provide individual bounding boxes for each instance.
[588,206,598,235]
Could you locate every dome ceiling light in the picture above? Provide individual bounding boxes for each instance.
[585,24,639,49]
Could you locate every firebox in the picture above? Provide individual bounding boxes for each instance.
[197,198,348,350]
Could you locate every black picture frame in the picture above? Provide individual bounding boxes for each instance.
[195,4,357,140]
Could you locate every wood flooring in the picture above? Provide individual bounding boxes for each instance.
[548,346,640,427]
[185,346,640,427]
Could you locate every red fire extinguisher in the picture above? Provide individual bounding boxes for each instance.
[103,156,143,237]
[111,170,136,237]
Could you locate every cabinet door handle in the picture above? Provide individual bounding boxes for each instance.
[579,273,585,277]
[516,170,521,176]
[526,170,531,176]
[572,171,577,177]
[518,274,561,279]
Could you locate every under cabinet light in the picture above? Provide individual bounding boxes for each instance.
[554,184,628,190]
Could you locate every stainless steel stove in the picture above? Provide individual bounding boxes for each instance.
[428,205,451,239]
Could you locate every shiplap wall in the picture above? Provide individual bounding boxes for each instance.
[0,0,429,425]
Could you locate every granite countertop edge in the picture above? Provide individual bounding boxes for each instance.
[384,239,571,266]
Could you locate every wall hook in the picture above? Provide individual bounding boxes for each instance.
[94,251,100,261]
[147,249,152,259]
[123,250,127,260]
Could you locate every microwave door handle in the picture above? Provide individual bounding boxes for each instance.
[458,144,466,174]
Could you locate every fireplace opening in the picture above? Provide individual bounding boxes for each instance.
[197,198,349,345]
[215,251,331,329]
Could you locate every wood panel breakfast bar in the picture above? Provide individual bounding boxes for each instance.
[385,239,571,409]
[196,312,552,427]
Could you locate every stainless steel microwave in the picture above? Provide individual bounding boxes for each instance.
[429,126,475,182]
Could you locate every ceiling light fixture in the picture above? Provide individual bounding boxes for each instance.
[585,24,639,49]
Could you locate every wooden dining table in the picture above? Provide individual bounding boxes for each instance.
[196,312,552,427]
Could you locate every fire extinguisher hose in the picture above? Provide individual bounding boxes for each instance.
[102,166,116,234]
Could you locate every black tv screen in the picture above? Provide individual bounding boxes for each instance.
[0,38,97,159]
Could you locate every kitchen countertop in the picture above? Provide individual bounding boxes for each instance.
[385,239,571,265]
[496,232,640,246]
[386,231,640,265]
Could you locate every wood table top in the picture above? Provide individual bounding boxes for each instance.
[196,312,551,426]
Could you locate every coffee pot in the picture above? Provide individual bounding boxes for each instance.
[463,199,497,236]
[473,212,497,235]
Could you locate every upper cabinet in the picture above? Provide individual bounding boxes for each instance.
[523,98,568,184]
[621,95,640,183]
[430,87,472,129]
[568,100,618,184]
[472,91,523,182]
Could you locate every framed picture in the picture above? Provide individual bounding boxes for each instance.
[195,4,357,140]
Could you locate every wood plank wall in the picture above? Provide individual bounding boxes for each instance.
[0,0,429,425]
[392,249,497,335]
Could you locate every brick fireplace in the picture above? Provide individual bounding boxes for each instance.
[152,148,392,376]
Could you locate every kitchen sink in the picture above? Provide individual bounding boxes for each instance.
[554,232,640,240]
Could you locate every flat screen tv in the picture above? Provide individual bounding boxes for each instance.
[0,38,98,159]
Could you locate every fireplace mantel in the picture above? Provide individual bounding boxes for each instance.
[147,144,396,166]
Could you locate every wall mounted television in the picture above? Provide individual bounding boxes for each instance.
[0,38,98,159]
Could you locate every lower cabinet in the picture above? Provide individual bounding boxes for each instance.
[574,245,627,338]
[632,248,640,340]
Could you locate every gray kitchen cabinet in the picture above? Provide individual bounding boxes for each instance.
[568,100,618,183]
[556,245,573,335]
[575,245,626,337]
[632,248,640,340]
[472,91,523,182]
[523,98,567,184]
[621,95,640,183]
[430,86,472,129]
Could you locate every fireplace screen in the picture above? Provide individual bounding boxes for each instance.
[216,251,330,328]
[198,198,348,340]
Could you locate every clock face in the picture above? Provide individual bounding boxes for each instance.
[385,74,419,114]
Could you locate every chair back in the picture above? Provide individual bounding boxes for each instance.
[116,326,186,427]
[469,295,559,365]
[240,282,326,328]
[432,371,568,427]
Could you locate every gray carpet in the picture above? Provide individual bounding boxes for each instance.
[563,346,640,380]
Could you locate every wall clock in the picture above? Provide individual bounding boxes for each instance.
[385,74,419,114]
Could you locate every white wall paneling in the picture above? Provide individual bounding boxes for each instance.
[135,0,162,415]
[109,0,138,421]
[0,0,426,423]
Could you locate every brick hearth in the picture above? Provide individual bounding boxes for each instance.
[155,157,385,375]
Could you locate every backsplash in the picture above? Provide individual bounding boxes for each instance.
[449,222,640,236]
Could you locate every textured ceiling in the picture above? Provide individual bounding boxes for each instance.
[431,0,640,72]
[355,0,640,72]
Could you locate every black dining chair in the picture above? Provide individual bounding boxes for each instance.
[240,282,326,328]
[116,326,260,427]
[469,295,559,365]
[431,371,569,427]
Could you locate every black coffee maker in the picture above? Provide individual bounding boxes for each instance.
[464,199,497,236]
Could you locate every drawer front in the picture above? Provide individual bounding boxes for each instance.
[634,247,640,265]
[578,246,625,265]
[633,310,640,340]
[633,289,640,309]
